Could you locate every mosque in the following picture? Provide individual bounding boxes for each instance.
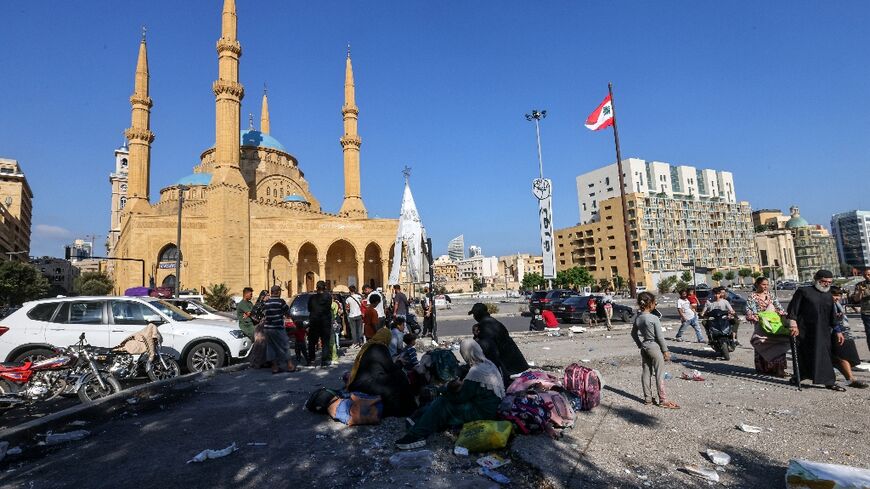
[109,0,399,295]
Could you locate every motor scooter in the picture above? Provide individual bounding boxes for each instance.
[704,309,737,360]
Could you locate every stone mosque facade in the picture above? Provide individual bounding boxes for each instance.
[110,0,398,295]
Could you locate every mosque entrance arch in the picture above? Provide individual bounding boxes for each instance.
[325,240,358,289]
[297,243,319,293]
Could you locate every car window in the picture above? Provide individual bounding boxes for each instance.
[27,302,59,321]
[194,301,220,314]
[149,300,193,321]
[173,300,204,315]
[65,301,104,325]
[290,295,309,316]
[563,297,581,304]
[110,300,157,326]
[531,292,547,300]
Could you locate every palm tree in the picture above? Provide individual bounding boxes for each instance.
[204,283,233,311]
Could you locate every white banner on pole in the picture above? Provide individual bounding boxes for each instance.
[533,178,556,279]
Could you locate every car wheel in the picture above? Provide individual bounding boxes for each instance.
[621,311,632,323]
[186,342,226,372]
[581,313,591,325]
[13,348,55,364]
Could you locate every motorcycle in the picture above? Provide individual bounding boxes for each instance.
[704,309,737,360]
[97,344,181,383]
[0,333,122,406]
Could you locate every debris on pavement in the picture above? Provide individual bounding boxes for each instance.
[853,362,870,372]
[680,370,705,381]
[663,372,673,380]
[785,459,870,489]
[246,442,267,447]
[0,441,7,462]
[683,465,720,482]
[453,446,469,456]
[186,442,238,463]
[737,423,763,433]
[477,454,510,469]
[68,420,89,426]
[389,449,434,468]
[44,430,91,445]
[569,326,586,333]
[479,467,511,484]
[126,398,139,405]
[705,449,731,466]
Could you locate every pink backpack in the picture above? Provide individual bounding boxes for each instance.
[564,363,601,411]
[506,370,562,394]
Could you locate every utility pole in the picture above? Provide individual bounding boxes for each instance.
[525,109,555,290]
[608,83,637,299]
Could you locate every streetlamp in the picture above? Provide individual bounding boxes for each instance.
[174,185,188,297]
[525,109,555,290]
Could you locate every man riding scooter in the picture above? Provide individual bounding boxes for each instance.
[701,287,740,359]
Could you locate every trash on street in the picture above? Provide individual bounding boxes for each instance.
[737,423,763,433]
[705,449,731,466]
[683,465,720,482]
[187,442,238,463]
[785,459,870,489]
[44,430,91,445]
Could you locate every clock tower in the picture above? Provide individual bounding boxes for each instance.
[108,142,130,254]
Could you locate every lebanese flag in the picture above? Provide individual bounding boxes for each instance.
[584,94,614,131]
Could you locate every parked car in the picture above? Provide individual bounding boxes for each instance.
[288,292,353,340]
[697,289,747,315]
[554,296,634,324]
[164,298,235,321]
[0,296,251,373]
[777,281,798,290]
[529,289,577,312]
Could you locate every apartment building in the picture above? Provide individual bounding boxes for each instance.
[0,159,33,262]
[831,210,870,270]
[447,235,465,262]
[756,206,841,280]
[576,158,735,224]
[458,255,498,280]
[754,229,799,281]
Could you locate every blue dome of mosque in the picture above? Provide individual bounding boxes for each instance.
[241,130,287,152]
[175,172,212,186]
[283,194,308,203]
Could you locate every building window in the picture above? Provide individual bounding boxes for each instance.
[119,196,127,210]
[121,158,128,168]
[120,183,127,193]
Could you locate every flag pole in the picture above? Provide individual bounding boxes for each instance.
[608,82,637,299]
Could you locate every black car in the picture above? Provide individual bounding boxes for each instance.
[555,295,634,324]
[529,289,577,312]
[697,289,747,315]
[289,292,351,338]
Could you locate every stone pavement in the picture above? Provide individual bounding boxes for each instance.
[1,319,868,488]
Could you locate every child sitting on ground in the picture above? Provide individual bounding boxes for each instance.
[397,333,419,371]
[630,291,679,409]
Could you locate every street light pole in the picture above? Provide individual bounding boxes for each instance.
[175,185,187,297]
[525,109,552,290]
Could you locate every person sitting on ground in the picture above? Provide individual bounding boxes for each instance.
[390,316,408,357]
[469,302,530,387]
[541,308,559,329]
[746,277,790,377]
[631,291,679,409]
[529,308,546,331]
[394,339,505,450]
[346,328,417,417]
[831,286,868,389]
[397,333,419,372]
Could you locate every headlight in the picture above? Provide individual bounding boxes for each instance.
[229,330,247,339]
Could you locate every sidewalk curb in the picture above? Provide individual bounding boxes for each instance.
[0,363,249,449]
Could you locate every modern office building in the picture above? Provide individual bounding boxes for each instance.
[447,235,465,262]
[468,245,482,258]
[831,210,870,270]
[0,159,33,263]
[65,238,94,262]
[576,158,736,224]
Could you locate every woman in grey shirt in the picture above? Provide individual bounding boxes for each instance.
[631,292,680,409]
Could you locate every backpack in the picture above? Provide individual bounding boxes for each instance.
[429,349,460,382]
[564,363,601,411]
[305,387,342,413]
[537,391,575,429]
[506,370,562,394]
[497,392,552,435]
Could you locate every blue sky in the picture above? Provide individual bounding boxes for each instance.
[2,1,868,259]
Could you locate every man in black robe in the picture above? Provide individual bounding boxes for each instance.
[786,270,845,390]
[469,302,530,386]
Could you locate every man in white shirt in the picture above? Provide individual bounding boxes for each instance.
[675,288,704,342]
[345,285,364,347]
[364,284,386,330]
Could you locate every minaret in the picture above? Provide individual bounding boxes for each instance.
[124,29,154,214]
[338,46,368,218]
[206,0,250,292]
[212,0,245,183]
[260,85,270,134]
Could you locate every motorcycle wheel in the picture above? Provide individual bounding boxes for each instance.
[147,357,181,382]
[719,339,731,361]
[0,379,20,410]
[77,374,122,403]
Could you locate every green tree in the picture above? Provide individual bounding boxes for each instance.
[472,277,484,292]
[74,271,114,296]
[724,270,736,284]
[521,272,545,291]
[751,271,763,279]
[712,271,724,285]
[738,268,753,286]
[675,280,691,292]
[657,276,678,294]
[204,283,233,311]
[613,275,625,290]
[680,270,693,283]
[0,261,50,306]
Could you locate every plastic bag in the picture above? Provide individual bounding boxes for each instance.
[455,420,513,453]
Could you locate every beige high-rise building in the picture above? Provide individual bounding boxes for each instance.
[0,159,33,262]
[751,206,840,281]
[754,229,799,281]
[111,1,397,295]
[556,192,758,289]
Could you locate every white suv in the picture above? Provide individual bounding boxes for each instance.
[0,296,251,372]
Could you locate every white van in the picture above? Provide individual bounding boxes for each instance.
[0,296,251,372]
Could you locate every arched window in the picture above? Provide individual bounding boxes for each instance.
[267,187,271,196]
[158,244,180,263]
[119,196,127,210]
[121,158,128,168]
[120,183,127,193]
[162,274,176,289]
